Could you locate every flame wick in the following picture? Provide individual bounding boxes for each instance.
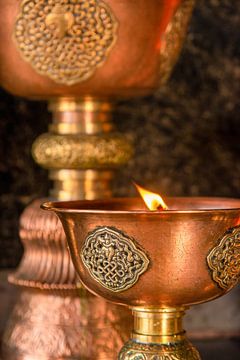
[134,182,169,211]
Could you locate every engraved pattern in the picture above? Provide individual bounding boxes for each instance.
[207,226,240,290]
[81,227,150,292]
[32,133,133,169]
[159,0,195,85]
[14,0,118,85]
[119,340,201,360]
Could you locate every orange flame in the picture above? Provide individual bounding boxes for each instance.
[134,183,169,211]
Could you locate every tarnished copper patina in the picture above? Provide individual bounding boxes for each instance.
[43,197,240,359]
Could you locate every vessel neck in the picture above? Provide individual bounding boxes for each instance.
[49,97,113,135]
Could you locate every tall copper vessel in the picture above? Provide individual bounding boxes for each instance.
[0,0,194,359]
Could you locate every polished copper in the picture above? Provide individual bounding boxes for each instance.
[43,197,240,359]
[0,0,194,99]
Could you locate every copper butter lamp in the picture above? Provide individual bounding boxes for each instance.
[42,195,240,359]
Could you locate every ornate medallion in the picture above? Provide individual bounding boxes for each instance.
[81,227,150,292]
[207,226,240,290]
[14,0,118,85]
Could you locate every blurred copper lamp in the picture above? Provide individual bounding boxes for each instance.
[0,0,194,358]
[43,192,240,359]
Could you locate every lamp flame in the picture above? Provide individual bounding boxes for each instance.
[134,183,168,211]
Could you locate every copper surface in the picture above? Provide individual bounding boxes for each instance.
[43,197,240,307]
[0,0,194,99]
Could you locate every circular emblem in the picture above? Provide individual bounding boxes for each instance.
[14,0,118,85]
[207,226,240,290]
[81,227,150,292]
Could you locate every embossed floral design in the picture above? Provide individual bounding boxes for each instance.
[81,227,150,292]
[207,226,240,290]
[14,0,118,85]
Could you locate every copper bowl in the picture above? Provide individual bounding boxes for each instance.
[42,197,240,307]
[42,197,240,360]
[0,0,194,99]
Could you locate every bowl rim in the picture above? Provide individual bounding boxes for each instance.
[41,196,240,215]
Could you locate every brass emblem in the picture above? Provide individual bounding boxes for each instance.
[81,227,150,292]
[207,226,240,290]
[14,0,118,85]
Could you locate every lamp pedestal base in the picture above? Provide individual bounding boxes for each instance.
[119,307,201,360]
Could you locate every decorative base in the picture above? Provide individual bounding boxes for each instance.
[119,340,201,360]
[119,307,201,360]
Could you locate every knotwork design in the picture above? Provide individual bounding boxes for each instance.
[207,226,240,290]
[81,227,149,292]
[14,0,118,85]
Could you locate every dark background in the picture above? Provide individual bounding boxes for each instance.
[0,0,239,268]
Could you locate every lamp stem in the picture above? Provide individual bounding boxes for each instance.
[119,306,201,360]
[132,306,186,344]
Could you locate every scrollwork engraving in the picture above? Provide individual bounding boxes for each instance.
[81,227,150,292]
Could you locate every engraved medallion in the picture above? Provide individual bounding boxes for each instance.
[207,226,240,290]
[14,0,118,85]
[81,227,150,292]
